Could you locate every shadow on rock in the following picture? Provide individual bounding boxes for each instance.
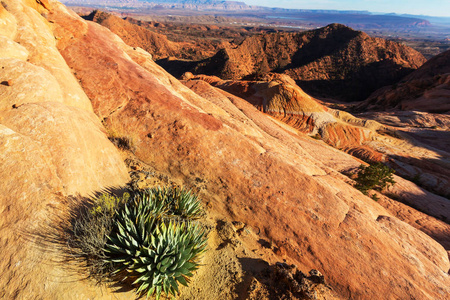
[21,186,128,284]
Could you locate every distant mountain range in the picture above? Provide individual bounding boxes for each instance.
[60,0,441,27]
[61,0,253,10]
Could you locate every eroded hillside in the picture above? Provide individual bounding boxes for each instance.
[165,23,426,102]
[0,1,449,299]
[84,13,427,102]
[360,49,450,113]
[181,72,450,201]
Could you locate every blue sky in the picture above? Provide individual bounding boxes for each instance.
[243,0,450,17]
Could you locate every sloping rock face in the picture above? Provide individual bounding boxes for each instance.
[83,10,179,60]
[1,0,93,111]
[1,1,450,299]
[48,3,450,300]
[0,0,129,298]
[353,50,450,195]
[360,49,450,113]
[188,23,426,101]
[184,72,450,209]
[182,72,384,162]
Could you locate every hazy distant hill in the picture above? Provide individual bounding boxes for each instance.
[62,0,435,33]
[61,0,253,10]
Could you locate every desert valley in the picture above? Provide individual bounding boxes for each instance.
[1,0,449,299]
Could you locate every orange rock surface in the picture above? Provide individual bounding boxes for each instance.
[0,0,129,298]
[185,72,450,206]
[0,1,449,299]
[54,5,449,300]
[84,10,178,60]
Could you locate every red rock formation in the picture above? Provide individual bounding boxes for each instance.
[184,73,383,162]
[361,49,450,113]
[53,10,450,299]
[84,10,179,60]
[185,73,450,203]
[189,23,426,101]
[0,2,129,298]
[1,1,449,299]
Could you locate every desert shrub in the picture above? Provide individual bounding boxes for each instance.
[90,193,128,216]
[310,133,322,140]
[411,173,421,185]
[103,121,137,152]
[370,193,380,201]
[108,135,135,151]
[354,163,395,195]
[69,187,207,299]
[69,193,129,279]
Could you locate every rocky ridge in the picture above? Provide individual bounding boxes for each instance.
[186,23,426,101]
[360,49,450,113]
[0,1,449,299]
[182,72,383,161]
[84,12,428,103]
[83,10,179,60]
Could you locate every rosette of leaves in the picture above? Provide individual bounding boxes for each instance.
[142,187,204,220]
[104,188,207,299]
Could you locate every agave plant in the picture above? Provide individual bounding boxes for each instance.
[170,188,203,220]
[140,187,204,220]
[104,188,207,299]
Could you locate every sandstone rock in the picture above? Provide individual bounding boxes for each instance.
[0,102,129,196]
[1,1,448,299]
[360,49,450,113]
[0,101,130,298]
[0,2,17,40]
[185,23,426,101]
[2,0,93,111]
[0,2,131,299]
[53,6,450,299]
[376,192,450,251]
[0,123,66,299]
[0,36,29,61]
[185,73,384,162]
[186,73,450,202]
[0,80,12,86]
[0,58,64,110]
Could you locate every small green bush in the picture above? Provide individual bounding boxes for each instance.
[354,163,395,195]
[90,193,129,216]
